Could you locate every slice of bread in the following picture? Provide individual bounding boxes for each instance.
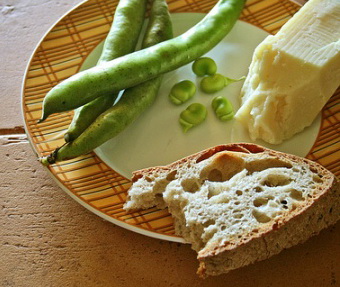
[124,143,340,277]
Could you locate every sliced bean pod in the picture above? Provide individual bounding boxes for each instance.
[40,0,246,121]
[64,0,147,142]
[40,0,173,165]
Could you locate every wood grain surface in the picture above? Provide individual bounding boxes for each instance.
[0,0,339,286]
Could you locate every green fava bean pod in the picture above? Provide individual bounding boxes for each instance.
[64,0,147,142]
[179,103,207,133]
[211,95,234,121]
[169,80,196,105]
[64,95,116,143]
[200,74,245,94]
[40,0,173,165]
[96,0,147,66]
[192,57,217,76]
[39,0,246,121]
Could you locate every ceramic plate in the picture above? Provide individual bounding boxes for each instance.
[22,0,339,242]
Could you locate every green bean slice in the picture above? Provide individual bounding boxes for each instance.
[179,103,207,133]
[211,95,234,121]
[192,57,217,76]
[169,80,196,105]
[200,74,245,94]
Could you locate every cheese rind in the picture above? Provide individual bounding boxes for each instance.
[235,0,340,144]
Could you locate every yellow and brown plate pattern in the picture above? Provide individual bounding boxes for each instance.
[22,0,340,241]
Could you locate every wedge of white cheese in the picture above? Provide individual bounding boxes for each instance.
[235,0,340,144]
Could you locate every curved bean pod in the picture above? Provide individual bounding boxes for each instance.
[40,0,173,165]
[64,0,147,142]
[40,0,246,121]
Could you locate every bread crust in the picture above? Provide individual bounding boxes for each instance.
[128,143,340,277]
[131,143,265,182]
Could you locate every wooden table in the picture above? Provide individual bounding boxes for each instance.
[1,1,339,286]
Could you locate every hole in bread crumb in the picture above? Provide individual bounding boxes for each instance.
[246,158,292,173]
[207,168,223,182]
[289,189,304,201]
[166,170,177,181]
[254,186,263,193]
[252,209,271,223]
[145,176,153,182]
[308,183,316,189]
[181,178,200,193]
[203,219,215,227]
[253,197,271,207]
[236,190,243,196]
[233,213,243,219]
[262,174,291,187]
[313,174,323,183]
